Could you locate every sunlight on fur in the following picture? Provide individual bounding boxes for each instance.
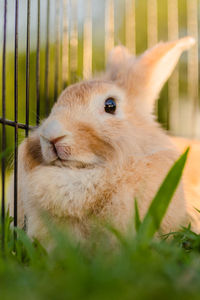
[8,36,200,243]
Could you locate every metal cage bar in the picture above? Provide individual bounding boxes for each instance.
[14,0,19,228]
[36,0,40,126]
[1,0,7,250]
[25,0,31,137]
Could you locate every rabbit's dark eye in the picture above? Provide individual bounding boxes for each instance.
[104,98,116,114]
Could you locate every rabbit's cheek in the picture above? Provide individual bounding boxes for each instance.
[24,135,43,170]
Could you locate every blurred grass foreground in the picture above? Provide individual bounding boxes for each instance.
[0,0,200,168]
[2,150,200,300]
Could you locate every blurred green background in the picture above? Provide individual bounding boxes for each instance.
[0,0,200,170]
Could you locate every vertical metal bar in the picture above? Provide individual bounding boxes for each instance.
[1,0,7,251]
[168,0,179,134]
[44,0,50,116]
[69,0,78,83]
[187,0,199,138]
[36,0,40,125]
[83,0,92,79]
[105,0,114,62]
[25,0,30,137]
[14,0,19,229]
[147,0,158,48]
[54,0,60,102]
[62,0,69,89]
[60,0,63,90]
[125,0,136,55]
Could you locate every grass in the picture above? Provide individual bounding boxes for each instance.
[1,149,200,300]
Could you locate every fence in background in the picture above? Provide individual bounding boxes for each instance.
[0,0,199,246]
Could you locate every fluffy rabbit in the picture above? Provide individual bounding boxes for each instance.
[8,36,200,242]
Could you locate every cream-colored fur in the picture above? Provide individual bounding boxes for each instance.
[8,36,200,242]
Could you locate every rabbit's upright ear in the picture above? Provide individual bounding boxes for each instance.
[130,37,195,114]
[106,37,195,116]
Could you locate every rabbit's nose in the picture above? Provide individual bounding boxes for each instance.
[42,120,68,141]
[50,135,66,146]
[49,136,71,160]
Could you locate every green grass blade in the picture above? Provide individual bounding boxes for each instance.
[137,148,189,245]
[194,208,200,214]
[134,198,141,232]
[14,228,39,263]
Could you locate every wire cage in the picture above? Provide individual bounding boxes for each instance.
[0,0,199,244]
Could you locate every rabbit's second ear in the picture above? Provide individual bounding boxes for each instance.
[127,36,195,115]
[107,45,131,69]
[106,46,131,83]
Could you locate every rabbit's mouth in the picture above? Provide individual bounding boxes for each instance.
[40,134,103,169]
[51,142,71,161]
[51,144,96,168]
[40,134,71,163]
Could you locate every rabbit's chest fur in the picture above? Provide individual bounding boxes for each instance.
[16,142,187,240]
[20,162,135,239]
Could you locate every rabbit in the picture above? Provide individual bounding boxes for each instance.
[8,36,200,243]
